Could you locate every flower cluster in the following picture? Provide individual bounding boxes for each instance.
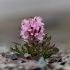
[10,16,59,59]
[20,16,45,41]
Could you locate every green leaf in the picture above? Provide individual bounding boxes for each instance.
[46,36,51,42]
[15,45,22,54]
[21,47,27,54]
[10,47,16,52]
[12,41,21,45]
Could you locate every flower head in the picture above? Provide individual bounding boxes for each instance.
[20,16,45,41]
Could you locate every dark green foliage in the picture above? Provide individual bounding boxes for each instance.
[10,45,24,55]
[10,34,59,59]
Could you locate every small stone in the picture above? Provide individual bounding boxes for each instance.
[38,57,46,68]
[19,58,28,63]
[10,54,18,60]
[60,61,66,65]
[48,54,62,63]
[0,57,7,63]
[6,63,17,68]
[10,53,23,60]
[54,65,64,70]
[18,66,24,69]
[0,64,7,68]
[64,65,70,70]
[22,61,40,70]
[51,62,60,68]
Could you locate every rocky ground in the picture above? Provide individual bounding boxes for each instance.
[0,47,70,70]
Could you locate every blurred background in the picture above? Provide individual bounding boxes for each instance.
[0,0,70,52]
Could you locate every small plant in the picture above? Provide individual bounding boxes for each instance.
[10,16,59,59]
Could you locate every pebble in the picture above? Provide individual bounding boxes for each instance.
[6,63,17,68]
[10,53,23,60]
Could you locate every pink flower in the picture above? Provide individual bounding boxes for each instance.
[20,16,45,41]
